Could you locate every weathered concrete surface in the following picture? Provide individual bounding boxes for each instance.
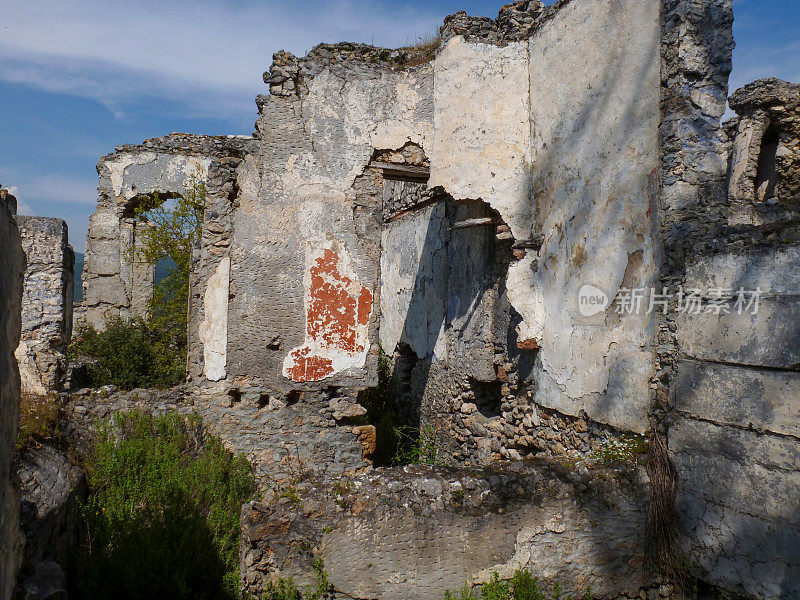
[14,217,74,395]
[672,359,800,437]
[241,462,652,600]
[676,245,800,368]
[199,256,230,381]
[657,0,800,596]
[512,0,661,433]
[676,297,800,367]
[671,418,800,599]
[670,248,800,600]
[379,202,448,361]
[0,190,25,600]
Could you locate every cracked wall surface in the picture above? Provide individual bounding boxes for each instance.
[517,0,661,433]
[659,0,800,596]
[0,190,25,600]
[14,217,74,396]
[241,462,652,600]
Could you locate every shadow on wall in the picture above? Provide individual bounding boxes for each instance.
[670,249,800,598]
[372,1,800,595]
[386,193,522,450]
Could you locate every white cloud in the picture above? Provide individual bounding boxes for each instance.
[6,186,32,215]
[0,0,444,117]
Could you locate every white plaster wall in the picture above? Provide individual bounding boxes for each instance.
[199,256,230,381]
[102,152,211,202]
[230,66,434,385]
[430,37,532,241]
[514,0,662,432]
[379,203,448,361]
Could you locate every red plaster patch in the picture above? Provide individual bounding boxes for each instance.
[285,347,334,382]
[284,245,373,382]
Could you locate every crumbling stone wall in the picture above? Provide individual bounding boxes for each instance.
[726,78,800,223]
[14,216,74,395]
[82,133,254,330]
[13,445,84,599]
[78,0,800,597]
[658,1,800,598]
[180,0,664,488]
[241,462,654,600]
[0,189,25,600]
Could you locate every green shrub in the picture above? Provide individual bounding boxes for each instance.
[75,410,255,600]
[358,350,403,466]
[132,179,205,372]
[70,317,184,389]
[482,572,511,600]
[70,178,205,391]
[255,559,331,600]
[261,579,302,600]
[445,585,479,600]
[510,570,546,600]
[444,570,593,600]
[359,349,441,466]
[392,422,439,466]
[590,434,649,467]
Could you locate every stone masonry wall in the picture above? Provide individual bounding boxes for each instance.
[184,0,665,491]
[659,1,800,598]
[0,190,25,600]
[227,0,668,595]
[83,133,254,330]
[726,78,800,224]
[241,462,655,600]
[76,0,800,597]
[14,216,74,396]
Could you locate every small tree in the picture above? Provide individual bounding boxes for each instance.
[133,174,205,353]
[70,176,205,389]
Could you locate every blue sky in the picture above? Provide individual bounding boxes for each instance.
[1,0,798,253]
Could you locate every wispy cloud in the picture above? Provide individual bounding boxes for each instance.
[6,186,32,215]
[0,0,443,118]
[9,175,98,207]
[729,38,800,94]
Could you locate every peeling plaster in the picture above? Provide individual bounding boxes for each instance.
[284,240,373,382]
[14,341,47,397]
[431,36,532,241]
[199,256,230,381]
[103,152,211,201]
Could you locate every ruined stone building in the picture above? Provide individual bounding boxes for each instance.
[14,217,74,397]
[0,0,791,597]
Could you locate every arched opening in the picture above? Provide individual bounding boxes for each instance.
[755,123,780,203]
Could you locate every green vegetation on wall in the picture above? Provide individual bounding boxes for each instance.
[70,317,184,389]
[359,349,439,466]
[445,569,594,600]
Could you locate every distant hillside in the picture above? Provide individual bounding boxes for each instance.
[72,253,173,304]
